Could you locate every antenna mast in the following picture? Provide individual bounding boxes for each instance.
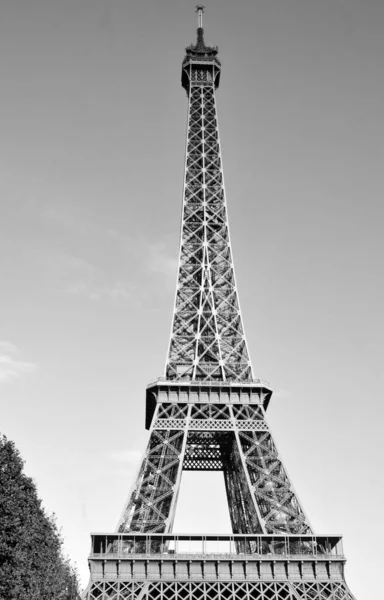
[195,4,205,28]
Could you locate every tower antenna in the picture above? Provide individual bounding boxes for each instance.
[195,4,205,28]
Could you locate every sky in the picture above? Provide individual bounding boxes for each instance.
[1,0,383,596]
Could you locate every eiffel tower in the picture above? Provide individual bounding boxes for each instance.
[84,7,357,600]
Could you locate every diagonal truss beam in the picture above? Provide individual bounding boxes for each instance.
[166,80,253,383]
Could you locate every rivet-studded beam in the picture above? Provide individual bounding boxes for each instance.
[86,580,356,600]
[166,70,252,382]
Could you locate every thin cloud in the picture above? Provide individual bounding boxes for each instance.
[45,254,98,276]
[42,205,125,243]
[42,207,177,283]
[0,341,19,354]
[65,280,135,301]
[44,253,135,301]
[146,243,178,281]
[0,342,37,384]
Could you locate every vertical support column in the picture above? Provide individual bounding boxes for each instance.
[117,402,187,533]
[228,406,266,534]
[116,402,162,532]
[165,404,192,532]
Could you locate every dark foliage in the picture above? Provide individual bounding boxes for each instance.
[0,435,81,600]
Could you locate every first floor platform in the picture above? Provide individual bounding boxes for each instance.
[83,533,356,600]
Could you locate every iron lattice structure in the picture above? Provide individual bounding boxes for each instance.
[84,8,357,600]
[116,399,311,537]
[166,54,252,382]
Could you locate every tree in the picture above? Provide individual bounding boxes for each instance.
[0,435,81,600]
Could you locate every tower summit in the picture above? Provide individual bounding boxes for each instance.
[84,9,357,600]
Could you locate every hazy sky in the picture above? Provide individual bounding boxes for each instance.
[1,1,383,596]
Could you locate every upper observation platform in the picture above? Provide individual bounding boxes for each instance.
[182,5,221,92]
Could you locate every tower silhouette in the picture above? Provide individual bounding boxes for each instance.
[84,8,357,600]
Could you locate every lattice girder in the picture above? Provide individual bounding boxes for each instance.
[117,401,311,536]
[85,577,356,600]
[166,79,252,382]
[118,429,185,533]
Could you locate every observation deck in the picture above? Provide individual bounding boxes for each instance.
[145,378,273,429]
[88,533,347,583]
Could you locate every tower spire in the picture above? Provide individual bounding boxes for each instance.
[195,4,205,29]
[184,5,218,63]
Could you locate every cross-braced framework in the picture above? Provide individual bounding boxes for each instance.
[166,36,252,382]
[87,581,355,600]
[117,399,311,536]
[84,8,357,600]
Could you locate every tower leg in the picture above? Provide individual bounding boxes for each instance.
[117,408,187,533]
[223,434,264,536]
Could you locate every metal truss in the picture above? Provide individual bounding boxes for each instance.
[117,402,311,536]
[86,579,355,600]
[166,40,252,382]
[85,12,357,600]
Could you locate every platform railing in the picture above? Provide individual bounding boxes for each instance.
[89,533,344,560]
[147,377,272,389]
